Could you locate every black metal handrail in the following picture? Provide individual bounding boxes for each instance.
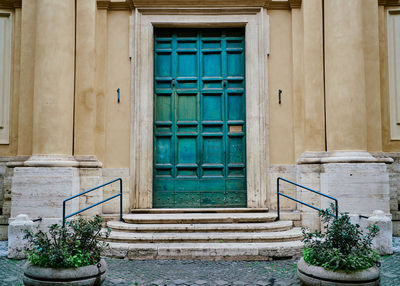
[277,177,338,220]
[62,178,123,227]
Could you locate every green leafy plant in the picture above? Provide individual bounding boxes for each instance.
[24,216,111,268]
[302,205,380,272]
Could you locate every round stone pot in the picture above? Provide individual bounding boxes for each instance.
[23,258,107,286]
[297,258,380,286]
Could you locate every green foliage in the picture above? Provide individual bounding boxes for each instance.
[302,205,380,272]
[24,216,111,268]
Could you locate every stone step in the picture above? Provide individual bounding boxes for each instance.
[130,208,269,214]
[107,220,293,233]
[123,212,277,224]
[104,241,303,260]
[106,227,302,243]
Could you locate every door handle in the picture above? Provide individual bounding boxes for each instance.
[172,78,175,87]
[223,79,227,87]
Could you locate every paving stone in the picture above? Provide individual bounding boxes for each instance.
[256,281,268,286]
[232,281,247,286]
[383,272,398,278]
[109,278,128,284]
[3,277,18,282]
[215,280,229,285]
[0,239,399,286]
[173,279,187,285]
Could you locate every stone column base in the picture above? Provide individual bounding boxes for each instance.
[297,151,392,230]
[321,162,390,215]
[9,155,80,220]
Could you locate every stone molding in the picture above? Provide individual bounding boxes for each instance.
[6,155,103,168]
[96,0,301,10]
[297,151,394,164]
[379,0,400,6]
[0,0,21,9]
[131,7,270,208]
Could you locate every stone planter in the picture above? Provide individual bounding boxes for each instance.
[23,258,107,286]
[297,258,380,286]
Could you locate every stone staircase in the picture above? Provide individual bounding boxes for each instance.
[104,209,303,260]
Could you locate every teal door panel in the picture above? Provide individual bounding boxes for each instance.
[153,28,246,208]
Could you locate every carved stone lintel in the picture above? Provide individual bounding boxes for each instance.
[0,0,21,9]
[379,0,400,6]
[96,0,302,10]
[97,0,110,10]
[289,0,301,9]
[265,1,290,10]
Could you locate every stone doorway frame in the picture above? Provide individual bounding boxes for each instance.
[130,7,270,209]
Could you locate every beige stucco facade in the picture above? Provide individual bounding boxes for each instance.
[1,0,400,239]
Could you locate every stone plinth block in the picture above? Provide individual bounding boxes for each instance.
[393,221,400,237]
[321,163,390,215]
[10,167,79,219]
[78,168,102,217]
[367,210,393,255]
[8,214,33,259]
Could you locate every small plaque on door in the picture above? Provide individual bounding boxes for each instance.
[229,125,242,132]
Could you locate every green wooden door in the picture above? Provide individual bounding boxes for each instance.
[153,28,246,208]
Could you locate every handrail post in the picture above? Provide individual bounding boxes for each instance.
[62,201,66,227]
[277,177,280,221]
[335,200,338,218]
[119,178,123,222]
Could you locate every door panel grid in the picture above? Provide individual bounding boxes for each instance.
[154,28,246,208]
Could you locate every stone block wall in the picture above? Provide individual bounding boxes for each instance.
[0,158,12,240]
[75,167,131,217]
[269,165,297,211]
[387,153,400,236]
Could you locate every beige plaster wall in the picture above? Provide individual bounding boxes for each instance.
[2,2,399,164]
[95,9,108,164]
[268,9,295,165]
[32,0,75,155]
[363,0,383,153]
[74,0,97,157]
[103,10,131,168]
[16,1,35,157]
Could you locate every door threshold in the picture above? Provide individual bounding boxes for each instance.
[130,207,269,214]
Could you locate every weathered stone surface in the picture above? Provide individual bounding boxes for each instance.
[270,165,297,210]
[368,210,393,255]
[106,228,303,243]
[10,167,80,219]
[78,168,103,217]
[394,221,400,237]
[105,241,303,260]
[107,220,293,233]
[23,258,107,286]
[321,163,390,215]
[297,258,380,286]
[101,168,130,214]
[8,214,33,259]
[123,213,277,224]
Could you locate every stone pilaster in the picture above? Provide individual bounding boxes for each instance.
[10,0,80,222]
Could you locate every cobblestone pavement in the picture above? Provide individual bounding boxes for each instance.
[0,238,399,286]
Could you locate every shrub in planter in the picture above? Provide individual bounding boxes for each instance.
[298,206,381,285]
[23,216,110,286]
